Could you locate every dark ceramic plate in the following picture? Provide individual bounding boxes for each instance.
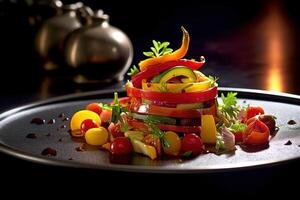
[0,88,300,173]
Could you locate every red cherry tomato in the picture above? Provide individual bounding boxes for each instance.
[108,121,125,137]
[80,119,99,135]
[86,103,102,115]
[246,115,276,132]
[234,131,244,143]
[181,133,203,156]
[243,119,270,145]
[110,137,133,155]
[246,106,264,120]
[100,110,112,123]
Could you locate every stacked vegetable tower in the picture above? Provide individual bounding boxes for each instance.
[125,27,218,135]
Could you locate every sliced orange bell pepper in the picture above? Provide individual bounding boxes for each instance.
[138,26,190,71]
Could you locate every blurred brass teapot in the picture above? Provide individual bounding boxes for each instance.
[64,8,133,83]
[35,0,83,70]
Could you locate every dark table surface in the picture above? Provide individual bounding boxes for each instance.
[0,0,299,195]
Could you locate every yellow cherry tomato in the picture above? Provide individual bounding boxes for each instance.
[163,131,181,156]
[85,127,108,146]
[70,110,101,136]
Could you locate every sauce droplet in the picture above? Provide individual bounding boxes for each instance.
[47,119,56,124]
[41,148,57,156]
[30,118,45,125]
[46,133,51,137]
[58,113,65,118]
[26,133,37,139]
[287,120,296,125]
[284,140,292,145]
[62,117,69,122]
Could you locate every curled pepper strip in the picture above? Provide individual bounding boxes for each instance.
[138,26,190,71]
[126,82,217,104]
[132,58,205,88]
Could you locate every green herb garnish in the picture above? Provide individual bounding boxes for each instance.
[219,92,240,118]
[147,123,170,148]
[101,92,129,132]
[143,40,173,58]
[229,122,247,133]
[208,75,219,87]
[127,65,140,77]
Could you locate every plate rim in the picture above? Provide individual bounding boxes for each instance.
[1,87,300,173]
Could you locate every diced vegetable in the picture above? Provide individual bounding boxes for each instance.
[131,139,157,160]
[86,103,102,115]
[201,115,217,144]
[243,119,270,145]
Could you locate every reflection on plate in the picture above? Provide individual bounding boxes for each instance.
[0,88,300,173]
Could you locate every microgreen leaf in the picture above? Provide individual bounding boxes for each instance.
[208,75,219,87]
[229,122,247,133]
[143,40,173,58]
[127,65,140,77]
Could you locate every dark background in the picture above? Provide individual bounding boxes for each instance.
[0,0,299,195]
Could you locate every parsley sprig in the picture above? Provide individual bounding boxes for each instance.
[143,40,173,58]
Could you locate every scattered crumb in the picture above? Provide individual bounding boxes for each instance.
[58,138,62,142]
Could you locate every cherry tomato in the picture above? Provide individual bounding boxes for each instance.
[108,121,125,137]
[86,103,102,115]
[234,131,244,143]
[243,119,270,145]
[100,109,112,123]
[80,119,99,135]
[247,115,276,132]
[70,110,101,137]
[181,133,203,156]
[85,127,108,146]
[110,137,133,155]
[246,106,264,120]
[163,131,181,156]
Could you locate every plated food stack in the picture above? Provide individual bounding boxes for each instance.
[125,27,218,136]
[69,27,277,160]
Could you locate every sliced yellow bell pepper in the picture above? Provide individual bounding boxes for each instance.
[142,79,211,93]
[201,115,217,144]
[139,26,190,71]
[131,139,157,160]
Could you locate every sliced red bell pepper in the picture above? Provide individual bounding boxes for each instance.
[127,119,201,133]
[243,119,270,145]
[126,83,217,104]
[129,103,217,118]
[132,58,205,88]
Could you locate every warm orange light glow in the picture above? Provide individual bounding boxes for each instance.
[267,31,283,92]
[264,3,286,92]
